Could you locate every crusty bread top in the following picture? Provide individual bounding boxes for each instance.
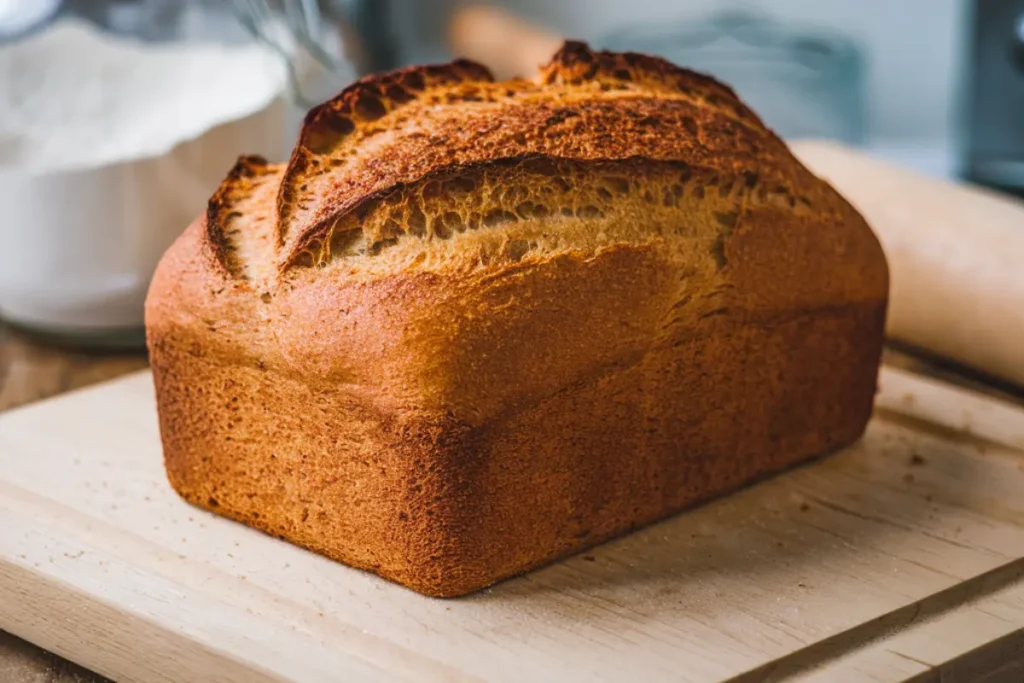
[205,41,841,284]
[152,41,888,425]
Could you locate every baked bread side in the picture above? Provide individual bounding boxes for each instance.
[146,42,889,597]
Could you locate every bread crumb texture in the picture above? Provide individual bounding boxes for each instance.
[146,41,889,597]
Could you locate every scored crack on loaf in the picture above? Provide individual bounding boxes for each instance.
[205,40,835,280]
[149,40,889,598]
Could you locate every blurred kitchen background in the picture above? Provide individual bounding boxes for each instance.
[373,0,1022,189]
[392,0,969,180]
[0,0,1021,345]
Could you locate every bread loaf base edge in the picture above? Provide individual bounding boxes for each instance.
[153,301,883,598]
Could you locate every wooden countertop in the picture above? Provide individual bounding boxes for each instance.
[1,322,1021,683]
[0,324,146,683]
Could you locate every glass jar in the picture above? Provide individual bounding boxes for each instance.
[0,0,351,349]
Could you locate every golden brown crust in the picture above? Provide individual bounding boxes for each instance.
[147,41,890,597]
[205,41,821,274]
[538,40,760,122]
[205,155,277,277]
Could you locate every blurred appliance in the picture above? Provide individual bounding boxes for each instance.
[601,10,866,144]
[320,2,867,144]
[446,5,865,144]
[963,0,1024,197]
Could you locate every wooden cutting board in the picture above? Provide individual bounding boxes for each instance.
[1,367,1024,683]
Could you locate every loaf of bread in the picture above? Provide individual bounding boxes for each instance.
[145,42,889,597]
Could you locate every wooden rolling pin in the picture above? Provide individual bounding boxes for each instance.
[448,4,563,79]
[791,140,1024,387]
[449,5,1024,387]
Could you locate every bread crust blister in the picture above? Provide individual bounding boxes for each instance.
[146,41,889,597]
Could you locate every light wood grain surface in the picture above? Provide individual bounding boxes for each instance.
[0,324,146,683]
[1,318,1023,683]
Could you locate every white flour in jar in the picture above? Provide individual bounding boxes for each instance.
[0,18,290,335]
[0,19,287,171]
